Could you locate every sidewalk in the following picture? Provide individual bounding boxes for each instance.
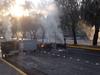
[0,58,22,75]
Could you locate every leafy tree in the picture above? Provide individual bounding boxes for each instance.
[20,15,45,41]
[56,0,80,45]
[81,0,100,46]
[10,17,18,38]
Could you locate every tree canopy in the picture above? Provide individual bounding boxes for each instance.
[81,0,100,27]
[81,0,100,45]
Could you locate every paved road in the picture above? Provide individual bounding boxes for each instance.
[0,58,21,75]
[6,48,100,75]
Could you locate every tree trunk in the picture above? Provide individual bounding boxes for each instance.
[63,37,66,48]
[93,26,99,46]
[21,32,24,40]
[42,31,45,43]
[16,32,19,40]
[30,31,33,40]
[63,31,66,47]
[64,37,66,45]
[72,24,77,45]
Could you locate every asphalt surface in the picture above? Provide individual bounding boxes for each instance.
[6,48,100,75]
[0,58,21,75]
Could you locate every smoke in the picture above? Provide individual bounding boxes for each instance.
[0,0,64,43]
[31,0,64,43]
[90,26,100,42]
[79,20,100,42]
[43,2,64,43]
[2,16,12,41]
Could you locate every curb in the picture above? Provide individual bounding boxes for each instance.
[68,45,100,51]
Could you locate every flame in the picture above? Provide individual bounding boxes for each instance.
[41,44,45,48]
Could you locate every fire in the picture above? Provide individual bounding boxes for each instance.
[41,44,45,48]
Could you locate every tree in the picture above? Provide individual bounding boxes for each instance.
[20,15,45,41]
[81,0,100,46]
[0,21,4,38]
[59,14,72,45]
[0,0,14,16]
[10,17,18,38]
[56,0,80,45]
[0,0,15,40]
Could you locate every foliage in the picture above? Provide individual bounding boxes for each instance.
[81,0,100,45]
[81,0,100,27]
[56,0,80,44]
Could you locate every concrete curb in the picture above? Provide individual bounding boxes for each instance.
[68,45,100,51]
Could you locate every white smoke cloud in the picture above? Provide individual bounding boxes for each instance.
[0,0,64,43]
[2,16,12,41]
[38,1,64,43]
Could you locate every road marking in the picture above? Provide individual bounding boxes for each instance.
[1,58,27,75]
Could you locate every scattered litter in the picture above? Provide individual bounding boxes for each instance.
[85,60,89,63]
[96,63,99,65]
[63,56,66,58]
[69,57,73,59]
[57,55,60,56]
[76,59,80,62]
